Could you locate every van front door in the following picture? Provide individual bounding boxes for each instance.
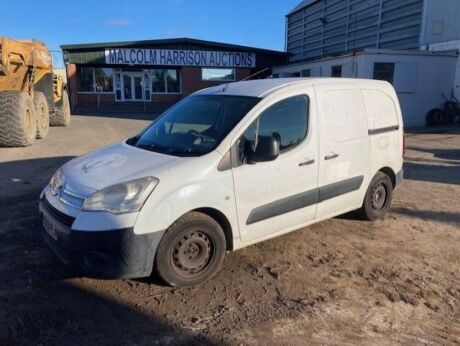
[232,90,319,243]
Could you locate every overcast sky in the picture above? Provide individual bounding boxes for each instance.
[2,0,301,56]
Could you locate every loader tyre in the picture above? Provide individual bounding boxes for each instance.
[50,88,70,126]
[33,91,50,139]
[0,91,37,147]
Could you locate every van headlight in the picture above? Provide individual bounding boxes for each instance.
[83,177,159,214]
[49,169,65,196]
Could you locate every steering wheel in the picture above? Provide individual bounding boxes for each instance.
[188,130,200,136]
[187,129,215,144]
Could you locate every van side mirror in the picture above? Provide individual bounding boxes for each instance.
[246,135,280,163]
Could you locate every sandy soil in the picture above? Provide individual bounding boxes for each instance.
[0,116,459,345]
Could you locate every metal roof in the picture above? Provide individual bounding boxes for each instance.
[60,37,287,56]
[286,0,425,63]
[287,0,318,16]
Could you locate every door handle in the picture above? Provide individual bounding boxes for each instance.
[324,153,339,160]
[299,159,315,166]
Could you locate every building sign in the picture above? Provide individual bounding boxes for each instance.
[105,48,256,68]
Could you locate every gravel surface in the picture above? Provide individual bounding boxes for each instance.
[1,116,459,345]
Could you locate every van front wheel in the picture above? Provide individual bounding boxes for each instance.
[358,172,393,221]
[155,212,226,287]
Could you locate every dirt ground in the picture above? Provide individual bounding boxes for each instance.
[0,115,459,345]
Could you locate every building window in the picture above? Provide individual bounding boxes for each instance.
[202,68,235,81]
[373,63,395,84]
[331,65,342,77]
[77,67,114,92]
[301,69,311,77]
[143,71,151,100]
[94,68,114,92]
[152,70,166,93]
[152,69,181,93]
[77,67,95,92]
[166,70,180,93]
[114,70,122,100]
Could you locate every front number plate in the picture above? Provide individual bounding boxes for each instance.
[42,216,58,241]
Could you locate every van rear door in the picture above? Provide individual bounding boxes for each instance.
[314,84,370,218]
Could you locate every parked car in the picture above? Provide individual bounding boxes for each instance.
[39,78,404,287]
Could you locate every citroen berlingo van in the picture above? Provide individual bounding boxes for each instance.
[39,78,404,286]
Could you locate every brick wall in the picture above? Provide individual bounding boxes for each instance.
[69,65,252,114]
[181,67,251,96]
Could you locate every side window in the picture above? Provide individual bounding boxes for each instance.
[238,95,309,161]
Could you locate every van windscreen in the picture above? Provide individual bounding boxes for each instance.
[128,95,261,156]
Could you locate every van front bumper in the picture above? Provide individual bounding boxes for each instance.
[39,198,163,279]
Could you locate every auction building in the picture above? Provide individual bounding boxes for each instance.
[61,38,288,115]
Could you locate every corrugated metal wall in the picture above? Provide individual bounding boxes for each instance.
[287,0,424,63]
[422,0,460,45]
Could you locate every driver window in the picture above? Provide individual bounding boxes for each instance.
[238,95,309,161]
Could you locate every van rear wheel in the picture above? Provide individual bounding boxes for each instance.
[358,172,393,221]
[155,212,226,287]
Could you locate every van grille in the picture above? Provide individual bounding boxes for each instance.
[43,198,76,227]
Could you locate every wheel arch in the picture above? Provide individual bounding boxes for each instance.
[378,166,396,189]
[192,207,234,251]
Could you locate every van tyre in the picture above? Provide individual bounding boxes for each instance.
[0,91,37,147]
[155,212,226,287]
[33,91,50,139]
[358,172,393,221]
[50,89,70,126]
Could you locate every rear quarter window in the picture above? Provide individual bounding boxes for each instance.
[362,89,398,129]
[322,89,368,142]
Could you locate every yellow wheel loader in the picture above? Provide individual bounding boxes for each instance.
[0,36,71,147]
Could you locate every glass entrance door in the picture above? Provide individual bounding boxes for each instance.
[123,74,133,100]
[133,75,143,100]
[121,72,146,101]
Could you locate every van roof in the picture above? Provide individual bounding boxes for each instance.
[194,78,390,98]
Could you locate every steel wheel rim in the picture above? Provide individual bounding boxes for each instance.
[171,230,214,278]
[371,183,387,211]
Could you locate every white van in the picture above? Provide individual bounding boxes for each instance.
[39,78,403,286]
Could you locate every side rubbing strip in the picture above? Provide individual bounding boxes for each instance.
[368,125,399,135]
[246,175,364,225]
[318,175,364,202]
[247,189,318,225]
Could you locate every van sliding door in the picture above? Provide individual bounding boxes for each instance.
[315,84,370,218]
